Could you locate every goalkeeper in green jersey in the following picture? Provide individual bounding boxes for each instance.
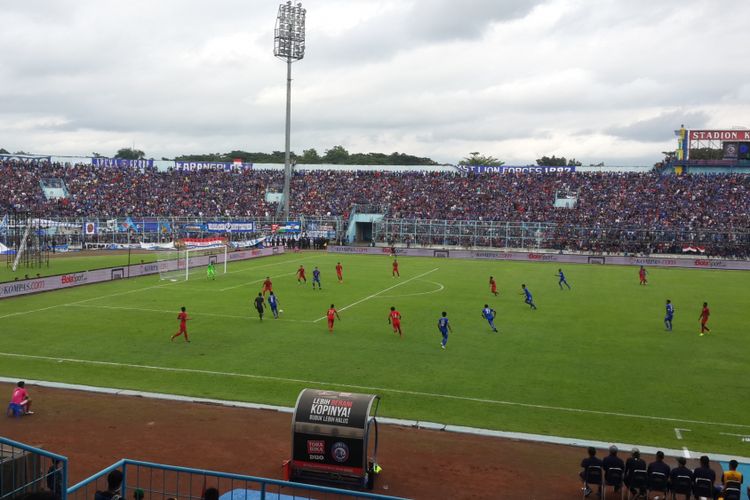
[207,262,216,280]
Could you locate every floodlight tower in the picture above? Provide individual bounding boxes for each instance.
[274,1,306,221]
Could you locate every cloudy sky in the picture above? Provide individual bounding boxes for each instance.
[1,0,749,165]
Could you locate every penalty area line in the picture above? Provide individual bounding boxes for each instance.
[312,267,440,322]
[2,350,750,431]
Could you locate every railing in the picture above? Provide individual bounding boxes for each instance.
[0,436,68,500]
[373,218,750,258]
[67,459,407,500]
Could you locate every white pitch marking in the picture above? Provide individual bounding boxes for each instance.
[0,281,181,320]
[682,447,691,459]
[312,268,440,322]
[64,304,314,323]
[378,280,445,298]
[719,432,750,441]
[0,254,307,319]
[3,351,750,431]
[674,428,691,440]
[222,254,319,277]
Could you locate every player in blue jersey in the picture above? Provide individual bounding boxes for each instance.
[521,284,537,310]
[664,299,674,332]
[267,291,280,319]
[481,304,498,332]
[437,311,452,349]
[312,267,322,290]
[556,269,571,290]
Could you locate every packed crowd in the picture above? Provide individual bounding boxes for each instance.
[2,159,748,256]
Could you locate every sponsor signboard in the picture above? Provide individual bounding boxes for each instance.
[325,246,750,270]
[0,247,283,299]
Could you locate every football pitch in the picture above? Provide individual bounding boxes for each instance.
[1,251,749,456]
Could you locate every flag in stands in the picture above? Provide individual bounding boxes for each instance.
[682,246,706,253]
[0,214,7,234]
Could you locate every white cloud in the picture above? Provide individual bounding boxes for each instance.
[0,0,748,164]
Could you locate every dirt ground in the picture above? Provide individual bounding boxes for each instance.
[2,382,621,499]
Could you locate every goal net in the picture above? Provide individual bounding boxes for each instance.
[157,245,228,281]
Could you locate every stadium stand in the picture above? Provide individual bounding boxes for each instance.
[2,159,748,257]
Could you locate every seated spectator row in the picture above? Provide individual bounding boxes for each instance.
[580,445,744,499]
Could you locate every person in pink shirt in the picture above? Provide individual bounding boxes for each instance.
[11,381,33,415]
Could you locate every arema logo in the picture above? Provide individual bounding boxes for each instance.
[331,442,349,463]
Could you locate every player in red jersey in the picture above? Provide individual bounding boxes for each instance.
[699,302,711,336]
[489,276,498,296]
[262,276,273,296]
[326,304,341,333]
[388,306,402,337]
[638,266,648,285]
[170,306,190,342]
[297,265,306,284]
[335,262,343,283]
[392,259,400,277]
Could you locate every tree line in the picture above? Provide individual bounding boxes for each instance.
[3,146,602,167]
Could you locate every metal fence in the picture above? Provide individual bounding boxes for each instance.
[373,218,750,257]
[0,437,404,500]
[67,460,406,500]
[0,437,67,500]
[1,215,346,250]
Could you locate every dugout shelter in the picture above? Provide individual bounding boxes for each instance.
[288,389,381,490]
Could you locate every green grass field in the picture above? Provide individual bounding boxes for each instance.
[1,251,749,456]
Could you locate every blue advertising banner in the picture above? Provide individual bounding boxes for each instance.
[175,161,253,171]
[460,165,576,174]
[92,158,154,168]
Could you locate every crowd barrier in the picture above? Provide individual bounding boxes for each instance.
[0,247,285,300]
[326,246,750,271]
[0,437,67,500]
[0,438,404,499]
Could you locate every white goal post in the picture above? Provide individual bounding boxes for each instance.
[157,245,228,281]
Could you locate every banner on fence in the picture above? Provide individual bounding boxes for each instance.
[205,221,256,233]
[175,161,253,171]
[83,221,98,235]
[180,237,227,248]
[274,222,301,233]
[91,157,154,169]
[459,165,576,174]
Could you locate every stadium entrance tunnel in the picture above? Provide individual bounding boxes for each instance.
[356,222,373,243]
[289,389,381,490]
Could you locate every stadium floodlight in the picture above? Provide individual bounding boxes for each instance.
[274,1,306,221]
